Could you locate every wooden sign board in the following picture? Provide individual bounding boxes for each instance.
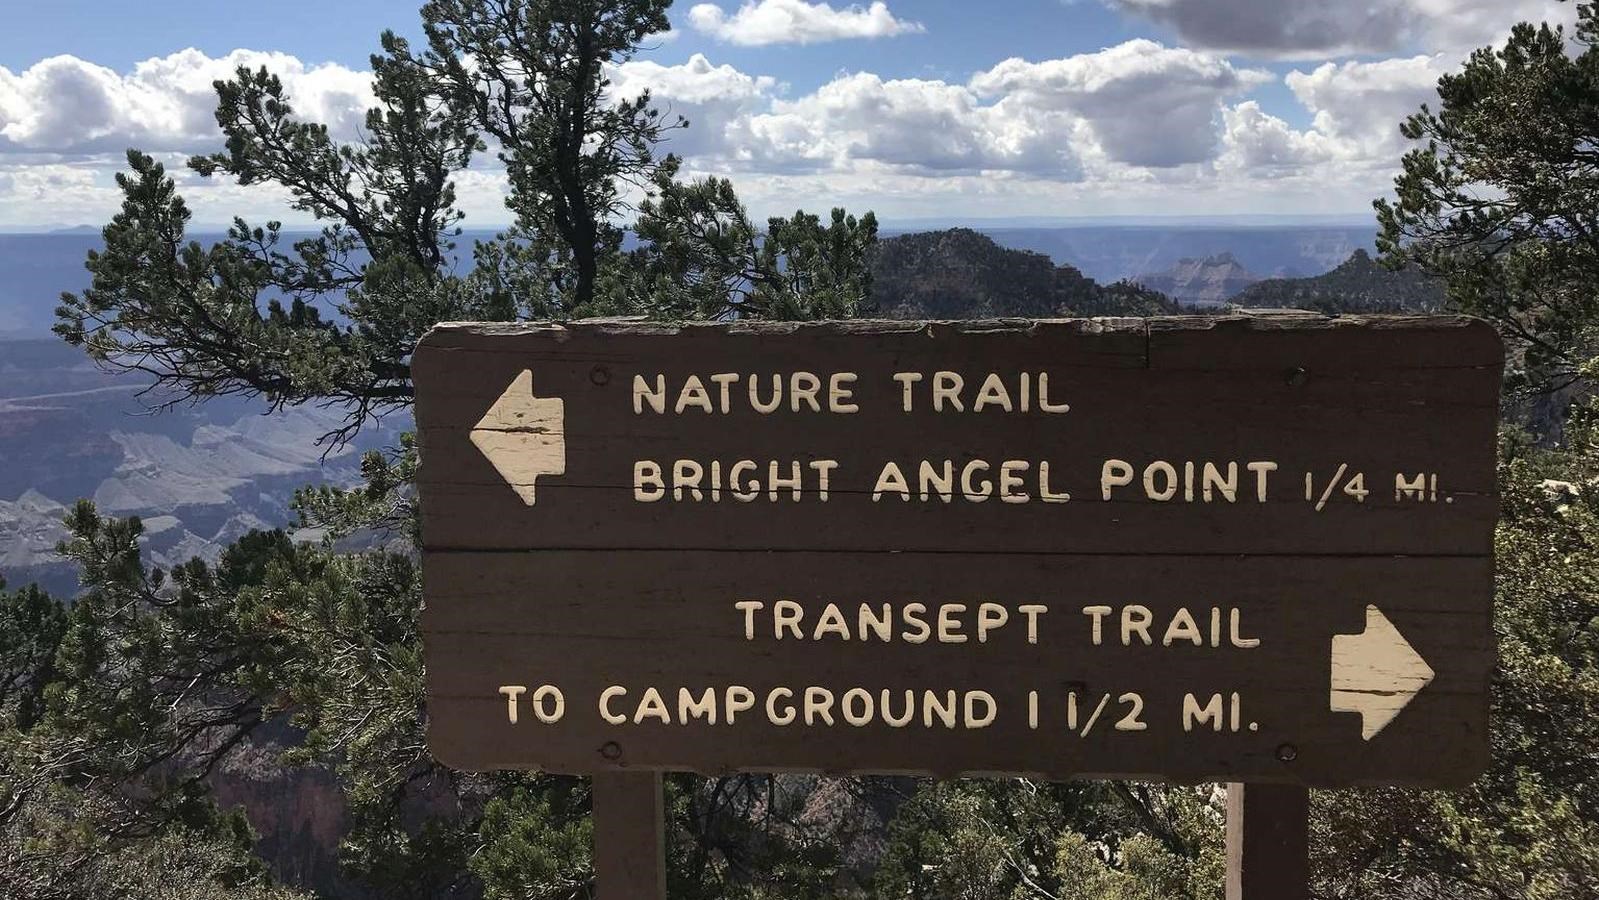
[413,317,1502,789]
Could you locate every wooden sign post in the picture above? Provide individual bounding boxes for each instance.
[412,317,1503,898]
[592,771,666,900]
[1227,782,1309,900]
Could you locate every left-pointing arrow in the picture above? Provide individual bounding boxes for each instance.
[1331,605,1436,741]
[470,369,566,506]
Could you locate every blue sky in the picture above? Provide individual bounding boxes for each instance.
[0,0,1576,227]
[0,1,1144,84]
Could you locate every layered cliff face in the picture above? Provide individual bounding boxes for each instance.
[0,339,392,896]
[0,338,388,596]
[209,723,354,896]
[1133,252,1262,306]
[868,228,1180,319]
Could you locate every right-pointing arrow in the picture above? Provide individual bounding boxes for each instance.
[1331,605,1436,741]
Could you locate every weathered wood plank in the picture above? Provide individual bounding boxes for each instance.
[413,318,1501,556]
[419,551,1491,787]
[412,317,1502,788]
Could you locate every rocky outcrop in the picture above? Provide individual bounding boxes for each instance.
[1133,252,1262,306]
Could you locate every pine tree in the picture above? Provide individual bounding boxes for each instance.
[1377,0,1599,396]
[37,2,880,896]
[1345,4,1599,896]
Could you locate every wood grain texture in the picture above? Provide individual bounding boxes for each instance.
[414,318,1501,556]
[412,317,1502,788]
[420,550,1490,787]
[592,772,666,900]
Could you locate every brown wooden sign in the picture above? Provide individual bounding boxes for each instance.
[412,317,1502,789]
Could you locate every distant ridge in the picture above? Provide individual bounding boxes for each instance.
[1231,249,1447,313]
[975,224,1374,285]
[868,228,1180,319]
[881,213,1376,229]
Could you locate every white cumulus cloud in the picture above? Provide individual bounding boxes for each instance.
[970,40,1272,167]
[0,35,1467,225]
[0,48,373,156]
[1286,55,1451,159]
[687,0,923,46]
[613,40,1272,179]
[743,72,1087,177]
[1214,54,1452,194]
[608,54,778,160]
[1217,101,1332,173]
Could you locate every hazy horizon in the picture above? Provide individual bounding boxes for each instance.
[0,212,1380,236]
